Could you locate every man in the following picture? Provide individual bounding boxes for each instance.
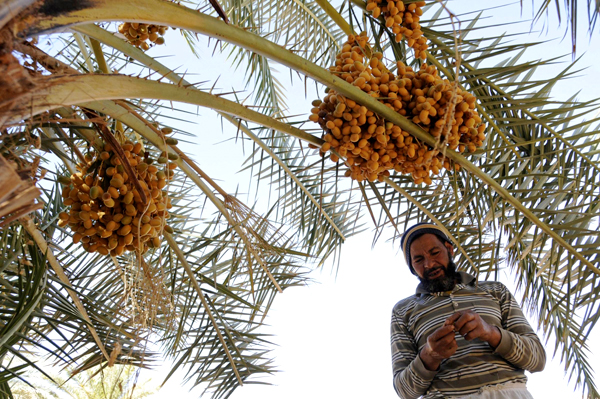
[391,223,546,399]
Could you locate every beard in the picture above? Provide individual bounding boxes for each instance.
[419,259,460,293]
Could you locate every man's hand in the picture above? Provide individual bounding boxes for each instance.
[446,311,501,349]
[419,324,457,371]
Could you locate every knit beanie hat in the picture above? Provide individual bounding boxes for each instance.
[401,222,452,275]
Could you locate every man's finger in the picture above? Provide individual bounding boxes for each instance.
[445,312,462,326]
[453,312,477,330]
[428,331,456,354]
[458,320,479,339]
[437,331,457,346]
[431,325,455,340]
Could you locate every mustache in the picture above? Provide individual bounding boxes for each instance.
[425,266,445,279]
[419,260,458,293]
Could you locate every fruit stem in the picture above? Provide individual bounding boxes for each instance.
[314,0,353,37]
[89,38,109,74]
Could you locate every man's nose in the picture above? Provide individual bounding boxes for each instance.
[423,256,436,269]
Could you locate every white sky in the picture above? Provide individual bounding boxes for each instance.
[33,0,600,397]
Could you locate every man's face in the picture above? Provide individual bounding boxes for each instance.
[409,233,457,292]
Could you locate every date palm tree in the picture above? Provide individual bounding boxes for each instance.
[0,0,599,398]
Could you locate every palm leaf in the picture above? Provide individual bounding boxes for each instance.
[3,0,600,397]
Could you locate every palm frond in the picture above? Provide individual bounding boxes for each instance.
[531,0,600,55]
[219,0,345,118]
[355,4,600,396]
[3,0,600,397]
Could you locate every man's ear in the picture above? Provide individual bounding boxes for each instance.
[444,241,454,257]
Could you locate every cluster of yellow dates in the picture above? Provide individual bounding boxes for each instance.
[366,0,428,60]
[117,22,168,50]
[58,139,176,256]
[310,33,486,184]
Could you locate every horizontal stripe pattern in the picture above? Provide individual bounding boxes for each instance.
[391,272,545,399]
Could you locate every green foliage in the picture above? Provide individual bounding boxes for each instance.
[9,365,157,399]
[0,0,599,398]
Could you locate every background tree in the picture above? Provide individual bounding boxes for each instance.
[0,0,599,398]
[10,364,158,399]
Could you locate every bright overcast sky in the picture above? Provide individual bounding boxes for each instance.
[89,0,600,398]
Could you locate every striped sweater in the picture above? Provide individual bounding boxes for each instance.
[390,272,545,398]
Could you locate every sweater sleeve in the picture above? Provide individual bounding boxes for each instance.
[491,283,546,372]
[391,306,437,399]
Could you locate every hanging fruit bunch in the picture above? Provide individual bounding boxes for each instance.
[309,33,486,184]
[366,0,428,60]
[117,23,168,50]
[57,137,176,256]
